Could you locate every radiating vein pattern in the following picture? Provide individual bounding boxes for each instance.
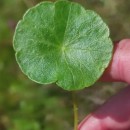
[13,0,113,90]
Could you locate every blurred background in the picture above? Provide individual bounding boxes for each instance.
[0,0,130,130]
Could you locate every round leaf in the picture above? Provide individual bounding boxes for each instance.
[13,0,113,90]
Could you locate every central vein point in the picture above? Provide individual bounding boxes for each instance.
[61,45,66,52]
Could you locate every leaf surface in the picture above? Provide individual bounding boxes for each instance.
[13,0,113,90]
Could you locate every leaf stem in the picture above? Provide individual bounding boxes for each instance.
[72,91,78,130]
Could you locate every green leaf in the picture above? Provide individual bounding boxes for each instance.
[13,0,113,90]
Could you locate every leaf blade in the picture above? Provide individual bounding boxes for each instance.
[13,0,113,90]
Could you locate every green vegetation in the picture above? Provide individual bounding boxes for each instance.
[13,1,113,129]
[13,0,112,90]
[0,0,129,130]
